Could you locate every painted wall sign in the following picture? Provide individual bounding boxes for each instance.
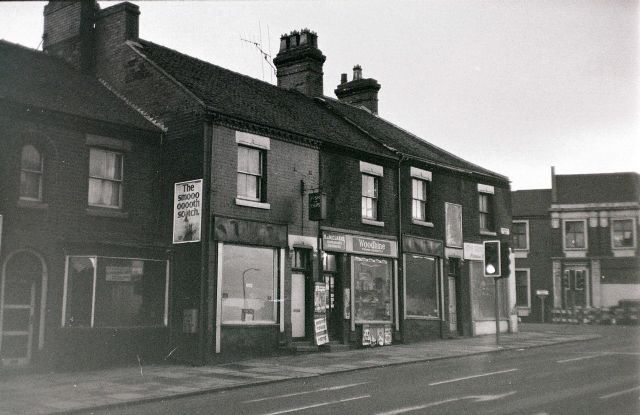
[308,192,326,221]
[445,203,463,248]
[173,179,202,244]
[322,231,347,252]
[464,242,485,261]
[214,217,288,247]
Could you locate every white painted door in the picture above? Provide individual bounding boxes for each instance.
[291,273,305,338]
[448,277,457,333]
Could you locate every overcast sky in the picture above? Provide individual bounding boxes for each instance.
[1,1,637,190]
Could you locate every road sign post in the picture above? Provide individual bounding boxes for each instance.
[536,289,549,323]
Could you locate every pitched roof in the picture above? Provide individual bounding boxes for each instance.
[555,173,640,204]
[130,39,508,180]
[512,189,552,217]
[319,97,508,181]
[130,40,394,158]
[0,40,160,132]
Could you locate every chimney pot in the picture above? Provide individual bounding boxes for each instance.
[340,73,348,84]
[353,65,362,80]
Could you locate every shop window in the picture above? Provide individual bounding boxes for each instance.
[19,144,43,201]
[88,148,123,208]
[361,173,379,220]
[511,221,529,250]
[411,178,430,222]
[237,145,265,201]
[353,256,392,323]
[563,220,586,250]
[515,269,530,308]
[221,244,278,324]
[63,256,167,328]
[612,219,635,249]
[404,254,439,319]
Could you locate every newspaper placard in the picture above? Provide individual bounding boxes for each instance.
[314,317,329,346]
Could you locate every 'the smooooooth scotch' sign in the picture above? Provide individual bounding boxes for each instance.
[173,179,202,244]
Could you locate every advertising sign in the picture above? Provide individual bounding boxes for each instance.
[343,288,351,319]
[464,242,484,261]
[362,325,371,346]
[314,317,329,346]
[173,179,202,244]
[445,203,463,248]
[314,282,327,313]
[322,231,347,252]
[352,236,393,256]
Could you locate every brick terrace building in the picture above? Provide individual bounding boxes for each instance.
[512,169,640,323]
[0,40,164,369]
[0,1,515,369]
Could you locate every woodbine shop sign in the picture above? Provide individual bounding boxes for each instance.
[173,179,202,244]
[322,231,397,258]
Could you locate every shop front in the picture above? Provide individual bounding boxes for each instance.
[213,217,287,357]
[320,229,398,347]
[401,235,444,342]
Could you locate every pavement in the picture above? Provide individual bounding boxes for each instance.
[0,324,602,415]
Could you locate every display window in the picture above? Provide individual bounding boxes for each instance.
[404,254,439,319]
[63,256,168,328]
[221,244,278,324]
[353,256,392,323]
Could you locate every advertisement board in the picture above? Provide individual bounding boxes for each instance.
[173,179,202,244]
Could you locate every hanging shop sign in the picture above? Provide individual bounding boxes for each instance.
[308,192,326,221]
[314,317,329,346]
[322,231,397,258]
[173,179,202,244]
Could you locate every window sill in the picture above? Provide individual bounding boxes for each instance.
[612,248,635,257]
[235,198,271,210]
[86,207,129,219]
[362,218,385,227]
[405,315,440,320]
[17,199,49,210]
[412,219,434,228]
[222,322,278,326]
[480,230,497,236]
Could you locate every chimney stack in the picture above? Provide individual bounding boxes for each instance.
[273,29,326,97]
[334,65,381,114]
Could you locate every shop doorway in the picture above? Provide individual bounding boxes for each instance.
[1,250,45,367]
[562,267,588,309]
[291,273,305,338]
[448,258,464,336]
[323,253,343,341]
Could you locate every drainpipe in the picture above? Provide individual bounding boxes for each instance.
[396,155,405,341]
[198,121,213,366]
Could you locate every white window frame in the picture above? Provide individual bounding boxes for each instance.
[562,219,588,251]
[19,144,44,202]
[512,220,530,251]
[514,268,531,309]
[88,148,124,209]
[61,255,169,329]
[361,173,379,221]
[236,145,264,202]
[611,218,637,250]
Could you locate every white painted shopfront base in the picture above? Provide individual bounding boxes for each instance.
[473,320,509,336]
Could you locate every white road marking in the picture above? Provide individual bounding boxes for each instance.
[374,391,517,415]
[243,382,369,403]
[260,394,370,415]
[428,368,519,386]
[599,385,640,400]
[556,353,606,363]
